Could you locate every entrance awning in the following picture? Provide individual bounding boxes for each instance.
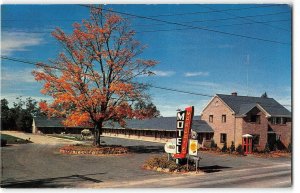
[242,134,253,138]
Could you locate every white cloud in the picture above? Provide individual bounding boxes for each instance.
[152,70,175,77]
[183,81,220,88]
[184,71,209,77]
[1,67,36,83]
[1,32,44,56]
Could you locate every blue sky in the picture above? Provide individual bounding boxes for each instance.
[1,4,292,116]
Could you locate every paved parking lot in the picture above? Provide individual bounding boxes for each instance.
[0,133,292,188]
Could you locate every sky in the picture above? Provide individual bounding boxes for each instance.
[1,4,292,116]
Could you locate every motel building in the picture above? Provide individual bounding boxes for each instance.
[32,93,291,153]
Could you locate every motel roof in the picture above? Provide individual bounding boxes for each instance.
[105,116,214,133]
[33,117,93,128]
[216,94,291,118]
[33,116,214,133]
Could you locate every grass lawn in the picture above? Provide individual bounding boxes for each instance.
[48,134,84,141]
[0,134,32,144]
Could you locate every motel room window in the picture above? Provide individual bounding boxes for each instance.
[222,115,226,123]
[209,115,213,123]
[220,133,227,143]
[250,115,260,124]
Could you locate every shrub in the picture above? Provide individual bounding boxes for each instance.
[230,141,235,153]
[264,142,271,153]
[253,147,259,153]
[287,143,292,153]
[273,142,278,151]
[221,142,228,152]
[236,144,244,155]
[1,139,7,147]
[144,156,170,169]
[144,155,195,172]
[210,139,217,149]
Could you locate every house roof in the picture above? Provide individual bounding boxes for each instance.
[33,116,214,133]
[105,116,213,133]
[216,94,291,117]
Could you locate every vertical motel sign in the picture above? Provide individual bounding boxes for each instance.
[174,106,194,159]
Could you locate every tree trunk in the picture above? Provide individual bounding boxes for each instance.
[93,122,103,147]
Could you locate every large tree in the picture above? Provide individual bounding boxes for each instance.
[1,97,45,132]
[33,6,158,146]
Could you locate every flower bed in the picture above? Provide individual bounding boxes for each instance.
[59,144,128,155]
[143,155,202,174]
[199,147,290,158]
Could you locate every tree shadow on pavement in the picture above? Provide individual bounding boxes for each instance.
[127,145,164,154]
[198,165,231,173]
[1,172,106,188]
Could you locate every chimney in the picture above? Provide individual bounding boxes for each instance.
[231,92,237,96]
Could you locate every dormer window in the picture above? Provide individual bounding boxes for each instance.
[270,117,288,125]
[250,115,260,124]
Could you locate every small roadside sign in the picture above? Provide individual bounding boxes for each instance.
[164,138,176,154]
[188,139,198,156]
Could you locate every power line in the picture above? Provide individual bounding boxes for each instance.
[1,4,283,23]
[132,12,290,28]
[1,56,213,97]
[143,4,283,17]
[1,56,291,108]
[198,4,289,32]
[134,19,291,34]
[2,18,290,35]
[150,85,213,97]
[2,11,290,29]
[79,5,290,45]
[184,11,290,24]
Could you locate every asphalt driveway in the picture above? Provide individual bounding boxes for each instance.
[0,134,292,188]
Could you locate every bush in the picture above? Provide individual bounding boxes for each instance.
[253,147,259,153]
[1,139,7,147]
[264,142,271,153]
[230,141,235,153]
[143,155,194,172]
[287,143,292,153]
[236,144,244,155]
[144,156,169,169]
[210,139,217,149]
[221,142,228,152]
[273,142,278,151]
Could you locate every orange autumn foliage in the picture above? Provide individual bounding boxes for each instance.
[32,6,158,137]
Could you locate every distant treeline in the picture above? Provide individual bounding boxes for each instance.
[1,97,45,133]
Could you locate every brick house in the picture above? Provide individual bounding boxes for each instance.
[200,92,291,151]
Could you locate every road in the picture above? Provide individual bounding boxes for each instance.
[0,132,292,188]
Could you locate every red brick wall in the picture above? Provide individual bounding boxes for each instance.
[241,107,291,150]
[201,96,237,148]
[268,122,291,148]
[241,108,268,151]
